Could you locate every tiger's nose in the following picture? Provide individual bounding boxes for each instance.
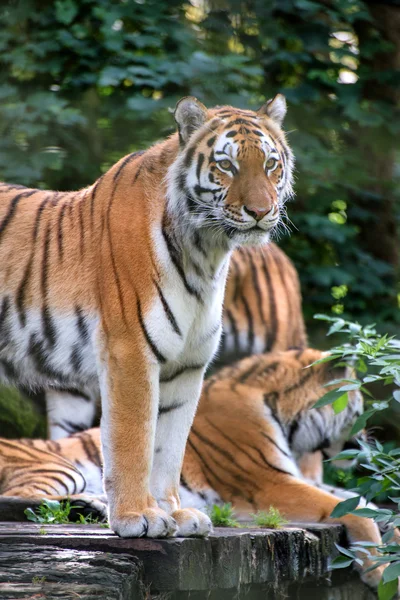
[243,205,273,221]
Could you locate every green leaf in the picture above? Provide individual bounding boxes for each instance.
[330,496,360,518]
[24,508,40,523]
[313,388,346,409]
[327,319,346,335]
[351,508,386,518]
[55,0,78,25]
[378,577,398,600]
[331,555,354,570]
[383,561,400,584]
[333,393,349,414]
[393,390,400,402]
[349,410,375,436]
[329,448,360,460]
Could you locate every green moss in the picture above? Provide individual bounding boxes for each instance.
[0,385,46,438]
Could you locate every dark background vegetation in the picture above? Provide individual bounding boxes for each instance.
[0,0,399,438]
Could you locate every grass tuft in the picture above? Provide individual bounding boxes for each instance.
[251,506,288,529]
[209,503,240,528]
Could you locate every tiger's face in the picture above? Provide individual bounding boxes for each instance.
[170,95,294,247]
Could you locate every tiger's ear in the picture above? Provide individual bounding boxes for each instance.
[258,94,287,126]
[174,96,208,145]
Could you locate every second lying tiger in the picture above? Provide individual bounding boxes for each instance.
[0,347,385,589]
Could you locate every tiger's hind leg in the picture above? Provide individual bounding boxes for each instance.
[45,389,97,440]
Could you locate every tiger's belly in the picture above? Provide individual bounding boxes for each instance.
[0,300,98,391]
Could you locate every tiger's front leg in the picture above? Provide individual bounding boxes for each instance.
[97,334,178,538]
[151,367,212,537]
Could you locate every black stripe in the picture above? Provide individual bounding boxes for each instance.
[225,118,255,128]
[0,190,36,243]
[196,153,205,180]
[113,151,144,181]
[53,420,89,435]
[154,280,182,336]
[206,418,293,476]
[260,431,292,459]
[207,136,216,147]
[57,201,68,260]
[0,296,10,337]
[241,294,255,353]
[247,250,265,328]
[48,386,91,401]
[80,432,102,467]
[224,309,239,352]
[187,438,230,490]
[161,222,202,302]
[225,130,237,138]
[0,359,18,380]
[237,360,259,384]
[193,230,207,257]
[28,334,68,384]
[137,297,166,363]
[158,401,186,416]
[160,363,204,384]
[16,195,52,327]
[261,252,277,350]
[184,146,196,168]
[41,224,57,347]
[191,427,260,489]
[75,306,90,343]
[70,344,83,372]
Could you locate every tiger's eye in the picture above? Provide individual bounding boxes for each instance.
[218,159,233,171]
[266,157,277,170]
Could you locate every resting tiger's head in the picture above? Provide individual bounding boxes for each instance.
[168,95,294,247]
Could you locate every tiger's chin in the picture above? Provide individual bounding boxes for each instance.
[226,224,276,248]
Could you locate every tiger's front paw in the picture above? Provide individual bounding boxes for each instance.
[111,507,178,538]
[172,508,213,537]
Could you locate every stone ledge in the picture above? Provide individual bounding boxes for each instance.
[0,521,346,594]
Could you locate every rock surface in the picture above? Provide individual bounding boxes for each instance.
[0,521,369,599]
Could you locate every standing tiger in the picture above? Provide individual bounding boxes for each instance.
[39,242,306,441]
[0,94,294,538]
[0,349,387,589]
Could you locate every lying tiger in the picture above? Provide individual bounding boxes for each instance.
[0,348,386,589]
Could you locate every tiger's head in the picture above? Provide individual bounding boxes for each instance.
[168,95,294,247]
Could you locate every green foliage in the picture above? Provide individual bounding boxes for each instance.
[25,499,74,524]
[251,507,288,529]
[316,315,400,589]
[0,385,46,439]
[25,498,102,525]
[0,0,398,329]
[209,503,240,528]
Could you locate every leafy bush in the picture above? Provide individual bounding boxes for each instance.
[312,315,400,598]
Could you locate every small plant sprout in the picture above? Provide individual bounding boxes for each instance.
[209,503,240,528]
[251,507,288,529]
[32,575,46,585]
